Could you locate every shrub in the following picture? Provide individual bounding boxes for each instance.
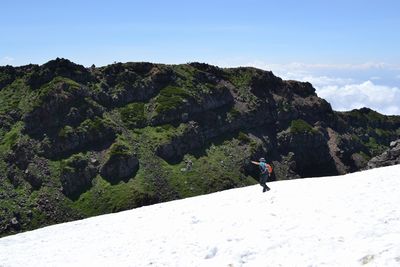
[229,107,241,119]
[155,86,191,113]
[0,122,23,152]
[290,119,316,134]
[109,142,131,157]
[237,131,250,143]
[119,102,145,128]
[58,125,74,139]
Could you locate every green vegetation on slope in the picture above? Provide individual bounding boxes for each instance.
[290,119,317,134]
[1,59,399,237]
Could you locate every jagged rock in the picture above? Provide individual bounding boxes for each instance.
[366,139,400,169]
[271,154,301,180]
[390,139,400,148]
[23,82,104,136]
[94,64,174,107]
[24,161,45,190]
[156,122,205,163]
[100,153,139,184]
[351,153,368,170]
[277,128,337,177]
[250,70,283,98]
[10,217,20,230]
[43,117,116,159]
[149,85,234,126]
[6,137,38,170]
[25,58,94,89]
[60,155,98,199]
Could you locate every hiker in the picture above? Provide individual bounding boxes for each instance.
[251,158,272,192]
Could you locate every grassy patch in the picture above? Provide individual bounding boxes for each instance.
[79,116,114,134]
[225,68,254,88]
[137,123,187,146]
[290,119,317,134]
[70,171,154,216]
[155,86,191,113]
[0,122,23,153]
[165,139,256,198]
[223,68,259,104]
[108,136,133,157]
[0,79,30,115]
[237,131,251,143]
[58,125,74,139]
[375,128,391,138]
[227,107,241,121]
[119,102,146,128]
[364,137,387,156]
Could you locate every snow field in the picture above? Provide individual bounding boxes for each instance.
[1,165,400,266]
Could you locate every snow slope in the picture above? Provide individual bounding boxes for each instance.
[1,165,400,267]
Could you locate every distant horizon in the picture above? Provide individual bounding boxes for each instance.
[1,0,399,115]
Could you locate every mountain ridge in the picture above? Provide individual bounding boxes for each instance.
[0,58,399,236]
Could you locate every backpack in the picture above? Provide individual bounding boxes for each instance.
[267,164,273,174]
[259,162,273,174]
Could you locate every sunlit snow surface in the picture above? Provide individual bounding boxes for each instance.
[1,165,400,266]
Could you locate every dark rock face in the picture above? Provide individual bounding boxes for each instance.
[60,155,98,199]
[6,137,38,170]
[0,65,17,90]
[10,217,20,231]
[367,140,400,169]
[23,158,50,190]
[94,63,174,107]
[100,153,139,184]
[24,82,104,136]
[156,122,206,163]
[277,129,337,177]
[150,85,235,126]
[43,118,116,159]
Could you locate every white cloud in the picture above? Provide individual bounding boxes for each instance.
[317,81,400,115]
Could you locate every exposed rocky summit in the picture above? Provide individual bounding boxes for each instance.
[0,58,399,236]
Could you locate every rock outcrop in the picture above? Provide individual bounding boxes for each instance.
[366,140,400,169]
[60,154,98,199]
[100,143,139,184]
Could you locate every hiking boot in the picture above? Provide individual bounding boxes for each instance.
[263,186,267,192]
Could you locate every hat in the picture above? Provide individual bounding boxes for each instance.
[259,157,266,162]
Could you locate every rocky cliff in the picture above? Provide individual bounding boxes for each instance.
[1,58,399,236]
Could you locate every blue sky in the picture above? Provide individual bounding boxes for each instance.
[1,0,400,114]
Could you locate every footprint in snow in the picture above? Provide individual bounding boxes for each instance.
[204,246,218,259]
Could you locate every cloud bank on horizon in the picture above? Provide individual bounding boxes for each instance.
[317,81,400,115]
